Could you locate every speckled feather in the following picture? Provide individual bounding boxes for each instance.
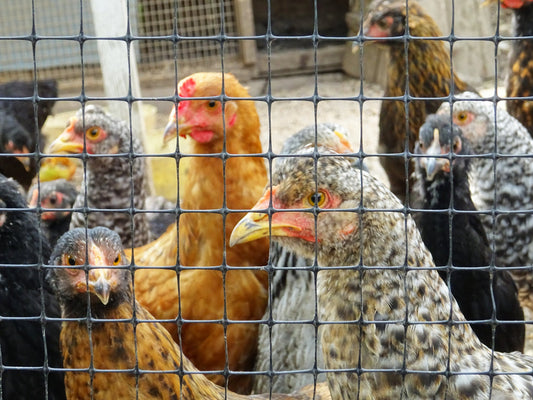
[438,92,533,311]
[48,227,330,400]
[362,0,473,201]
[245,150,533,399]
[254,123,354,394]
[66,105,150,248]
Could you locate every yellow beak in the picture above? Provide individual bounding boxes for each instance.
[229,188,301,246]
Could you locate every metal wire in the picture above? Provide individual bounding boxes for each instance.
[0,0,529,399]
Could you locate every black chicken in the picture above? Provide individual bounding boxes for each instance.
[414,114,525,353]
[28,179,78,248]
[0,80,58,190]
[0,174,65,399]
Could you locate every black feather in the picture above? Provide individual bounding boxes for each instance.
[0,174,66,399]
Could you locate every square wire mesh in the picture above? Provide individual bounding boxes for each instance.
[0,0,532,399]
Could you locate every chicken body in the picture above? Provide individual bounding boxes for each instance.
[130,73,269,393]
[48,227,329,400]
[231,149,533,399]
[362,0,472,202]
[0,174,65,400]
[414,114,524,352]
[504,0,533,136]
[438,92,533,312]
[47,105,150,248]
[253,123,355,394]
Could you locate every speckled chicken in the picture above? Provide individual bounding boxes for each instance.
[48,227,330,400]
[501,0,533,136]
[28,179,78,248]
[253,123,356,394]
[0,174,65,400]
[128,73,269,393]
[438,92,533,313]
[362,0,473,202]
[47,105,150,248]
[231,148,533,399]
[414,114,524,352]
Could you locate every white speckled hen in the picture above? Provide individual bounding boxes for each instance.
[47,105,150,248]
[231,148,533,400]
[253,123,355,394]
[414,114,524,352]
[438,92,533,313]
[0,174,65,400]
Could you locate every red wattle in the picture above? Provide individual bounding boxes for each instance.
[190,130,215,143]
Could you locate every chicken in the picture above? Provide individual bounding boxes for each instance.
[0,174,65,399]
[230,147,533,400]
[362,0,474,202]
[253,123,358,394]
[48,227,330,400]
[438,92,533,313]
[128,73,269,393]
[500,0,533,136]
[28,179,78,248]
[413,114,524,352]
[0,79,58,135]
[47,105,150,248]
[0,109,35,190]
[0,80,58,190]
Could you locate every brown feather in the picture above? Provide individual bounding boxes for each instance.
[127,73,269,393]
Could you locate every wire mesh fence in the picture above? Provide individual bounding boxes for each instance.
[0,0,533,399]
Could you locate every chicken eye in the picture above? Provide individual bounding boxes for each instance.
[207,100,217,108]
[455,112,468,123]
[113,254,121,266]
[62,255,77,266]
[86,127,100,139]
[49,194,57,206]
[307,191,327,207]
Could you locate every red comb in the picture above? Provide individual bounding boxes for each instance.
[179,77,196,98]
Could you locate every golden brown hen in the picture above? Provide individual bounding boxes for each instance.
[127,72,269,393]
[500,0,533,136]
[362,0,473,202]
[48,227,330,400]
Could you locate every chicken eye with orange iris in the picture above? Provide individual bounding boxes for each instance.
[307,190,326,207]
[86,127,100,139]
[455,112,468,123]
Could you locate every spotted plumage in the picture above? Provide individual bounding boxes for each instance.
[231,149,533,399]
[438,92,533,314]
[413,114,524,352]
[253,123,355,394]
[48,227,330,400]
[47,105,149,248]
